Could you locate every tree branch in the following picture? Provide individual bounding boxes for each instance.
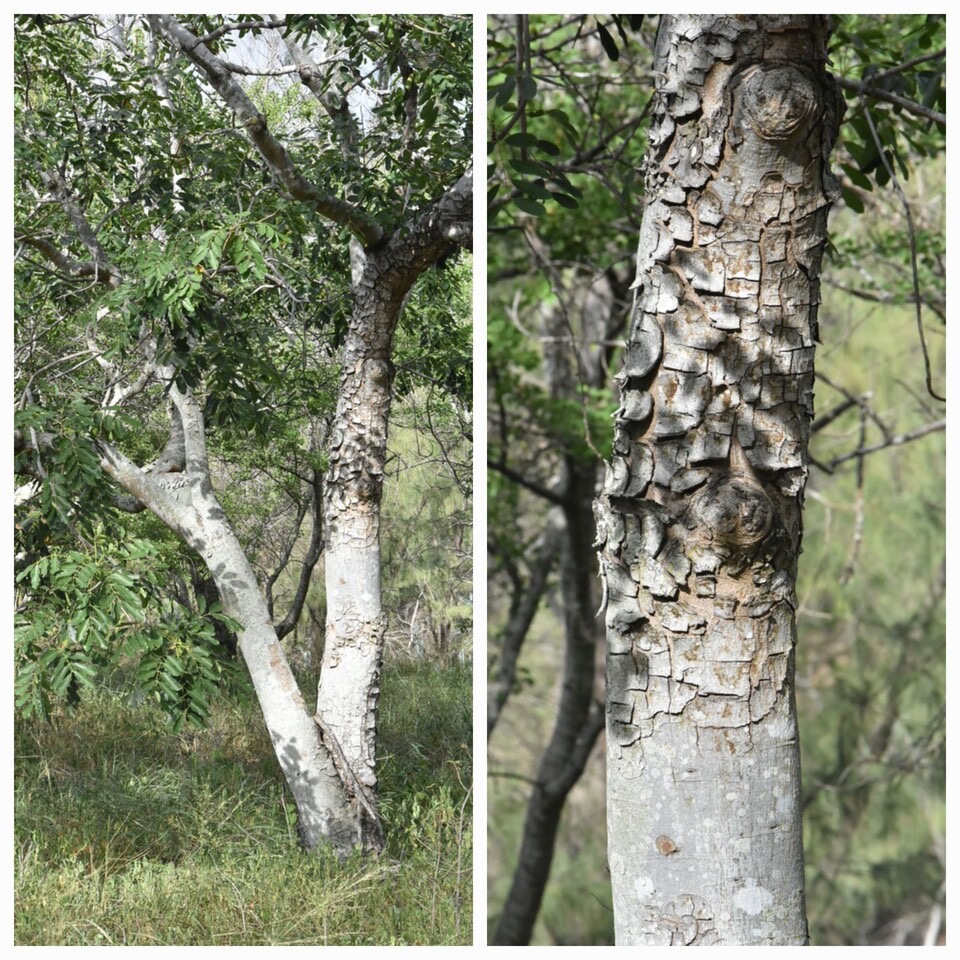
[15,228,120,287]
[274,470,326,641]
[148,14,386,249]
[36,171,123,287]
[488,522,563,738]
[383,164,473,281]
[488,458,566,507]
[836,75,945,126]
[825,418,945,471]
[861,100,945,402]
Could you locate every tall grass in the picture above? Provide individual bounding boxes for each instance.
[14,661,471,946]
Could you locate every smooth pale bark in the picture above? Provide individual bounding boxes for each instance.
[99,384,357,854]
[594,15,842,944]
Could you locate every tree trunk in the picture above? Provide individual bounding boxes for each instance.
[315,178,473,850]
[594,14,842,944]
[315,268,399,852]
[99,385,359,854]
[492,264,625,944]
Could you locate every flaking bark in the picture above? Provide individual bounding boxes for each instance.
[595,15,842,945]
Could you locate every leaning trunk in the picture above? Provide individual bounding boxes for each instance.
[100,385,358,854]
[594,14,842,944]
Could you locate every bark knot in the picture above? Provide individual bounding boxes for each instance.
[739,65,818,142]
[690,475,773,549]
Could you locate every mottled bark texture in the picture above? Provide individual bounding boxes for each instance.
[99,384,358,854]
[317,170,474,851]
[594,15,842,945]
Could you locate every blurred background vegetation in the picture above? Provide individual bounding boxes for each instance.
[487,14,945,946]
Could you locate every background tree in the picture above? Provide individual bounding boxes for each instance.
[487,13,944,945]
[15,13,472,858]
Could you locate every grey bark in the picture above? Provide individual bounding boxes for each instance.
[98,382,359,854]
[20,13,472,857]
[315,172,473,849]
[594,15,842,945]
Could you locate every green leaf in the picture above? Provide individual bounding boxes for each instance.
[596,22,620,61]
[550,192,580,209]
[518,74,538,102]
[841,163,873,191]
[494,74,516,106]
[841,184,865,213]
[513,196,546,217]
[509,158,552,178]
[505,132,540,149]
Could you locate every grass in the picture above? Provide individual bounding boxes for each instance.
[14,660,472,946]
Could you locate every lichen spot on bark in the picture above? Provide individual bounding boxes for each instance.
[656,835,679,855]
[739,65,818,142]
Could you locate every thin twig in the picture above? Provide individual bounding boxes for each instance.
[826,418,944,470]
[838,76,945,125]
[855,101,944,401]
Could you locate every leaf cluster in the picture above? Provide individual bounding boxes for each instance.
[15,531,245,732]
[14,14,473,738]
[488,15,651,229]
[830,14,945,212]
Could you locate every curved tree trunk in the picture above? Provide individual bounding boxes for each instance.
[99,384,358,854]
[594,14,843,944]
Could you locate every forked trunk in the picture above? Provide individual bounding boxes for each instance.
[99,385,360,854]
[595,14,842,944]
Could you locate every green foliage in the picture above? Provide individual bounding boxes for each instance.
[394,252,473,404]
[487,16,643,226]
[14,661,471,945]
[15,529,245,730]
[488,15,649,230]
[15,13,472,728]
[487,14,944,947]
[381,397,472,666]
[487,15,652,532]
[830,15,945,210]
[797,257,945,945]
